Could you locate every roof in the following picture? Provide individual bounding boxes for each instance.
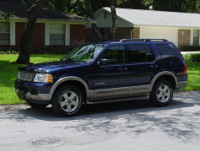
[96,7,200,28]
[0,0,90,22]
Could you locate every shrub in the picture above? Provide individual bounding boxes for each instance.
[183,54,200,62]
[181,46,200,51]
[0,49,18,54]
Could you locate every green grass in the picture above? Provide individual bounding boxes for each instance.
[183,61,200,91]
[0,54,65,105]
[0,54,199,105]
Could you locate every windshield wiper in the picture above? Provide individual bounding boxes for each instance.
[60,58,76,62]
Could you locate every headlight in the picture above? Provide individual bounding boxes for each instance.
[34,73,53,83]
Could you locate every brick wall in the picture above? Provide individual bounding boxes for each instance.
[70,24,85,48]
[16,22,45,48]
[132,27,140,38]
[178,29,190,48]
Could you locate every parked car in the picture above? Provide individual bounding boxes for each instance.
[15,39,188,116]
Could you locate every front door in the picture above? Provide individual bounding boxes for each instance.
[89,45,130,99]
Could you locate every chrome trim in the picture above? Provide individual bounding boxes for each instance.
[176,81,187,89]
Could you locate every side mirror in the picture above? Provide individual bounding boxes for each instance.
[97,58,109,66]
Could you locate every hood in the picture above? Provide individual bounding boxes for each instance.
[19,61,87,73]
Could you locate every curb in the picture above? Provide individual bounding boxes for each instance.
[0,104,29,112]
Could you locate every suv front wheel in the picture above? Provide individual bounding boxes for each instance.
[52,85,84,116]
[150,80,173,107]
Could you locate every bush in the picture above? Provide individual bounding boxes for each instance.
[181,46,200,51]
[183,54,200,62]
[0,49,18,54]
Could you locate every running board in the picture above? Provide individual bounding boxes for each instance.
[86,96,149,105]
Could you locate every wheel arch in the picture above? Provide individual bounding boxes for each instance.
[50,76,89,102]
[150,72,177,91]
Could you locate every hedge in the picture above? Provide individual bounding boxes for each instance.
[181,46,200,51]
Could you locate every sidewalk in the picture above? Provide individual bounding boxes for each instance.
[181,51,200,54]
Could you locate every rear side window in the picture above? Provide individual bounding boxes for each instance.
[128,44,155,63]
[157,43,183,61]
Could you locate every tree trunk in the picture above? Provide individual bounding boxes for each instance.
[88,0,103,41]
[110,0,117,40]
[15,0,49,64]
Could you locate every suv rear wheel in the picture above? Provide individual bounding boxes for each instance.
[150,80,173,107]
[52,85,83,116]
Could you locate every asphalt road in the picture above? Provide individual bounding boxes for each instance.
[0,91,200,151]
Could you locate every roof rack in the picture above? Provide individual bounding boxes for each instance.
[119,39,168,42]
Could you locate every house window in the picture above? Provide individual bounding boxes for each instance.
[104,12,108,19]
[0,22,10,45]
[50,24,65,45]
[193,30,199,46]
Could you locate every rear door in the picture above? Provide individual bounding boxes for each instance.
[126,44,156,95]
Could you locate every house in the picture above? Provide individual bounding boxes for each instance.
[0,0,90,51]
[87,7,200,48]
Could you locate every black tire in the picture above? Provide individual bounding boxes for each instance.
[52,85,84,116]
[26,102,48,109]
[150,80,173,107]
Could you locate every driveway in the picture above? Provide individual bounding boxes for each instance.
[0,91,200,151]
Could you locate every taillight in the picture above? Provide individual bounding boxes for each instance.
[183,64,187,74]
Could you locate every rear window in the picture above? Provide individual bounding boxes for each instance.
[157,43,183,61]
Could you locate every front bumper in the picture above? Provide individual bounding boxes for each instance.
[15,80,53,104]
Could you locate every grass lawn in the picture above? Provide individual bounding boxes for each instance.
[0,54,65,105]
[0,54,199,105]
[183,61,200,91]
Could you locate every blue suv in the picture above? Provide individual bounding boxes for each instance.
[15,39,188,116]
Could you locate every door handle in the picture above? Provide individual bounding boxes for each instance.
[118,67,128,71]
[150,65,158,68]
[118,68,124,71]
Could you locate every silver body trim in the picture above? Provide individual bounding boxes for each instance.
[25,92,51,101]
[19,72,186,104]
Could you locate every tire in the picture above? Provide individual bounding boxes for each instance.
[26,102,48,109]
[52,85,84,116]
[150,80,173,107]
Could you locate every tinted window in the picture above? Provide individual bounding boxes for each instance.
[157,44,183,61]
[128,44,155,63]
[101,45,125,65]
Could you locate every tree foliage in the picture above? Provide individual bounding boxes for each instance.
[152,0,200,13]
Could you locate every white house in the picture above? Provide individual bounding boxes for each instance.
[90,7,200,48]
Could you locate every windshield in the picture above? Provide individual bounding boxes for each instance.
[61,44,104,63]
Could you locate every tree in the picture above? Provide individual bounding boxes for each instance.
[152,0,200,13]
[88,0,103,41]
[110,0,117,40]
[15,0,49,64]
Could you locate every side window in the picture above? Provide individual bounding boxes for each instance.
[101,45,125,65]
[157,44,183,61]
[128,44,155,63]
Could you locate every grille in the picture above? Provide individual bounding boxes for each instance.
[18,71,35,82]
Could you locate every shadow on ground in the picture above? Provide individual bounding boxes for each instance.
[1,92,200,143]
